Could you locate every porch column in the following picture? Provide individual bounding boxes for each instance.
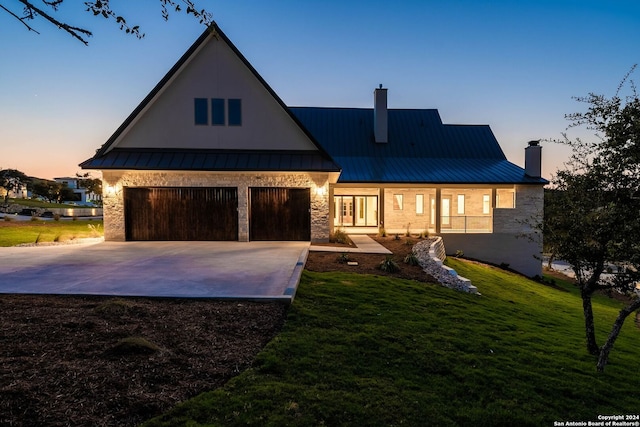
[491,188,497,208]
[328,185,335,235]
[435,188,442,234]
[378,186,385,230]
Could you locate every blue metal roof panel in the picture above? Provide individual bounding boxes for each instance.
[79,149,341,172]
[289,107,546,184]
[334,157,542,184]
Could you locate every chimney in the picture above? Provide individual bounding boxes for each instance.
[374,85,388,143]
[524,140,542,178]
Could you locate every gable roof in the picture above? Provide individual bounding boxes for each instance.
[290,107,548,184]
[80,22,340,172]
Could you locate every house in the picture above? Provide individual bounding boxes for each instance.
[53,177,102,205]
[53,177,87,204]
[0,185,27,200]
[80,23,547,277]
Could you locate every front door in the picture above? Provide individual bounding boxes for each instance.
[334,196,377,227]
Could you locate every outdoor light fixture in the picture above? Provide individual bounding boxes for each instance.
[105,184,119,197]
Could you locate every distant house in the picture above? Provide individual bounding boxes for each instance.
[1,185,27,200]
[53,177,101,205]
[80,23,547,276]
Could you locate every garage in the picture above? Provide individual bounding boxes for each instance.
[124,187,238,241]
[249,188,310,241]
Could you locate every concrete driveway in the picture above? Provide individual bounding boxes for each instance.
[0,241,309,301]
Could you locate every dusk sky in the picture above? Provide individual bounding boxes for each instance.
[1,0,639,181]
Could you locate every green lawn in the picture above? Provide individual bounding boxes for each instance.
[145,259,640,426]
[0,220,103,246]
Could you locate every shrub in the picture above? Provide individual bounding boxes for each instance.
[404,252,420,266]
[404,239,414,246]
[330,229,349,244]
[54,234,70,243]
[379,256,400,273]
[378,227,387,237]
[3,216,13,222]
[455,249,464,258]
[95,299,134,316]
[337,253,350,264]
[30,216,39,222]
[420,230,429,239]
[394,234,400,241]
[107,337,160,356]
[405,223,411,237]
[53,213,61,221]
[87,223,103,237]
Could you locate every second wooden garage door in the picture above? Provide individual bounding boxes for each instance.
[124,187,238,241]
[250,188,310,241]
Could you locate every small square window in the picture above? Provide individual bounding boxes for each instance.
[212,98,225,125]
[194,98,208,125]
[228,99,242,126]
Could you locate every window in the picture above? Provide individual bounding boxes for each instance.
[195,98,241,126]
[194,98,208,125]
[442,197,451,226]
[416,194,424,215]
[430,196,436,225]
[211,98,225,125]
[228,99,242,126]
[483,194,491,214]
[457,194,465,215]
[393,194,403,210]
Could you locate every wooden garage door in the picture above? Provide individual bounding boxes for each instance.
[124,187,238,241]
[250,188,310,241]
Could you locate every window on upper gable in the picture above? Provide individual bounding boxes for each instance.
[194,98,208,125]
[228,99,242,126]
[212,98,225,125]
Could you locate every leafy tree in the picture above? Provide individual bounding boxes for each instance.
[0,168,29,202]
[30,178,74,203]
[75,172,102,196]
[0,0,211,45]
[542,188,564,269]
[550,66,640,371]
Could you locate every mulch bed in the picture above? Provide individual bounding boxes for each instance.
[306,235,436,283]
[0,235,434,427]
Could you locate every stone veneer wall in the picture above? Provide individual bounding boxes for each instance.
[442,184,544,277]
[102,170,331,242]
[492,185,543,234]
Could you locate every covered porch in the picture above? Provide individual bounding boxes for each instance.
[330,184,517,235]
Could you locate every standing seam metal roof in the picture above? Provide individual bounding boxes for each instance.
[289,107,547,184]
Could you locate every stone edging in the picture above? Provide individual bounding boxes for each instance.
[413,237,479,294]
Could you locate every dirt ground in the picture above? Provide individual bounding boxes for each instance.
[0,235,434,427]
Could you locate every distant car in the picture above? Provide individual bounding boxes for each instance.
[18,208,38,216]
[41,211,55,218]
